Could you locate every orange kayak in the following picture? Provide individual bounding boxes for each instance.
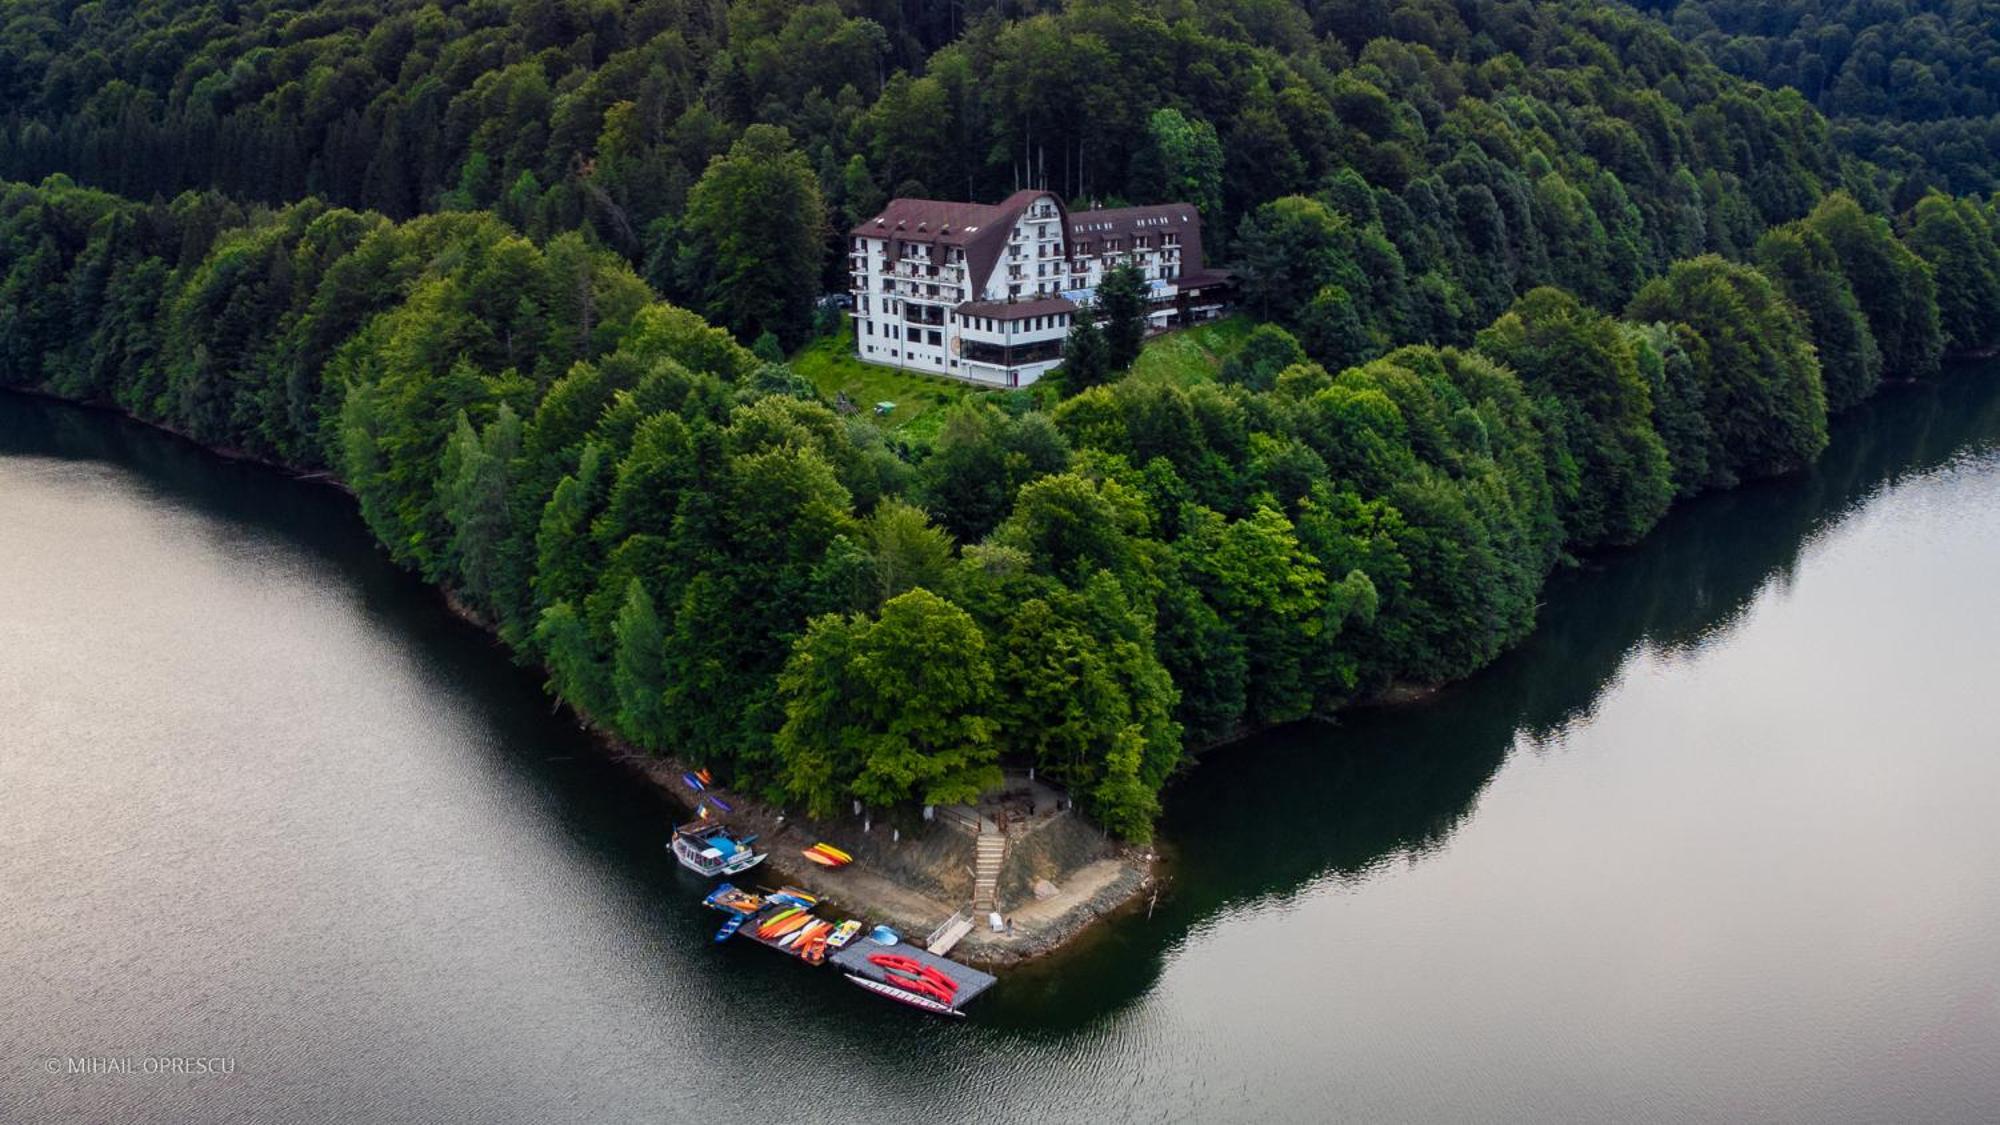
[761,912,814,940]
[753,907,801,937]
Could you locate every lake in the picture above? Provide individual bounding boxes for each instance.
[4,374,1998,1123]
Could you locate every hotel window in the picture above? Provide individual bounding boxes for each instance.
[864,321,873,335]
[929,330,942,346]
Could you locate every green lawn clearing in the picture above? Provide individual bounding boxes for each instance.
[1128,315,1255,385]
[791,319,975,444]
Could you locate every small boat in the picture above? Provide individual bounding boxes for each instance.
[767,888,818,910]
[754,907,802,936]
[695,769,713,785]
[883,971,956,1005]
[706,795,734,813]
[761,912,814,941]
[702,883,764,915]
[800,930,831,964]
[826,920,862,950]
[868,925,901,946]
[868,952,959,996]
[844,973,964,1017]
[681,771,706,792]
[714,913,748,942]
[670,821,765,878]
[801,842,853,868]
[792,921,831,957]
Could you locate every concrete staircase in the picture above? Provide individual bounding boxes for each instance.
[972,826,1006,913]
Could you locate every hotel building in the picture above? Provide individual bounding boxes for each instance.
[847,190,1229,387]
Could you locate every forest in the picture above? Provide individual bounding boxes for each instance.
[1633,0,2000,198]
[5,0,2000,841]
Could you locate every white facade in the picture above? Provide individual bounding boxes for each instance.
[848,191,1226,388]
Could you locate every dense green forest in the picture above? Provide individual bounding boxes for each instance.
[5,0,2000,841]
[1635,0,2000,197]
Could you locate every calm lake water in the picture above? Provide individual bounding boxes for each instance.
[4,374,1999,1123]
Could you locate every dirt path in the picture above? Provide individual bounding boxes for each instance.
[956,858,1151,964]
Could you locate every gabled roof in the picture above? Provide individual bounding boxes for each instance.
[1066,202,1209,283]
[853,190,1064,297]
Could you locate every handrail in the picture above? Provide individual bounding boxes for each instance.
[925,907,972,950]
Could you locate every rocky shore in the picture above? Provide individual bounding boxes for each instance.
[600,739,1158,968]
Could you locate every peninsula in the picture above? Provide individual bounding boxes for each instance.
[6,0,2000,963]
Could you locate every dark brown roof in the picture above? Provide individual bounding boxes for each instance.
[1067,201,1209,283]
[1066,202,1200,239]
[854,193,1217,294]
[852,190,1066,298]
[955,296,1078,321]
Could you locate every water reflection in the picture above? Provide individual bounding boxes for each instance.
[989,370,2000,1028]
[5,371,2000,1118]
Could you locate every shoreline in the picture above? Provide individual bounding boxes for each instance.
[3,384,1165,968]
[25,369,1968,966]
[431,586,1165,968]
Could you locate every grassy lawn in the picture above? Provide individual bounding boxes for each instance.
[1128,315,1256,385]
[792,314,1254,445]
[790,319,976,445]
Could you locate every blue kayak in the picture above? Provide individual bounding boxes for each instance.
[714,913,747,942]
[681,772,706,792]
[706,795,734,813]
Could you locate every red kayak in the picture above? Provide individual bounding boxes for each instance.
[867,952,959,995]
[845,973,963,1017]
